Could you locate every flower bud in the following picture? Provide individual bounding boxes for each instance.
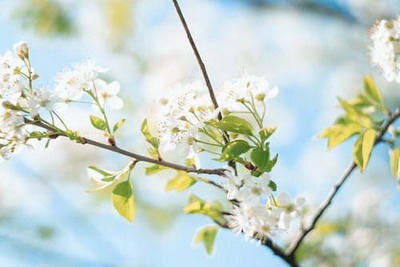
[32,72,39,80]
[2,101,18,110]
[255,93,265,101]
[13,41,29,60]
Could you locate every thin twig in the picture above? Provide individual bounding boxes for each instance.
[286,107,400,257]
[172,0,221,119]
[24,118,226,176]
[172,0,236,172]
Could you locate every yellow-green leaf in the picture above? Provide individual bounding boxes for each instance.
[364,75,383,105]
[184,194,225,225]
[353,129,376,172]
[207,115,254,136]
[90,115,107,131]
[319,123,361,149]
[112,181,135,222]
[113,119,125,133]
[194,225,219,256]
[338,98,373,129]
[165,171,196,192]
[141,119,159,148]
[390,147,400,179]
[145,164,168,175]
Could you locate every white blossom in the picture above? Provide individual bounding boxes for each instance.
[216,70,278,113]
[369,17,400,82]
[93,79,123,110]
[55,59,107,101]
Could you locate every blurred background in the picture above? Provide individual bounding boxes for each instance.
[1,0,400,266]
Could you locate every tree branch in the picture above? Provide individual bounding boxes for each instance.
[286,107,400,257]
[25,119,226,176]
[172,0,221,119]
[172,0,236,171]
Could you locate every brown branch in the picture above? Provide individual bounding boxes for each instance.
[172,0,221,119]
[25,119,225,176]
[286,107,400,257]
[172,0,236,173]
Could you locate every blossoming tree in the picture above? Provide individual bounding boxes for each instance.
[1,1,400,266]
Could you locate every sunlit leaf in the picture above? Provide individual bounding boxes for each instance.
[353,129,376,172]
[364,75,383,105]
[390,147,400,179]
[112,181,135,222]
[320,123,362,149]
[194,225,219,256]
[207,115,254,136]
[145,164,168,175]
[165,171,196,192]
[184,194,225,225]
[141,119,160,148]
[90,115,107,131]
[113,119,125,133]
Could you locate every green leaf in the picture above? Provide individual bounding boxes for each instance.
[364,75,383,105]
[194,226,218,256]
[217,140,250,161]
[145,164,168,175]
[338,98,373,129]
[184,194,225,225]
[250,147,270,172]
[353,129,376,172]
[113,119,126,133]
[319,123,362,149]
[87,162,134,193]
[390,147,400,179]
[141,119,160,148]
[259,128,276,142]
[88,165,114,176]
[165,171,196,192]
[111,181,135,222]
[268,180,277,191]
[90,115,107,131]
[207,115,254,136]
[265,154,278,172]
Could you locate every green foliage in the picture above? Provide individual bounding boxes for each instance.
[194,225,219,256]
[184,194,225,225]
[112,181,135,222]
[250,146,270,172]
[206,115,254,136]
[259,127,275,142]
[320,76,390,173]
[218,140,250,161]
[364,76,383,104]
[14,0,74,36]
[353,129,376,172]
[90,115,107,131]
[141,119,160,148]
[337,98,373,129]
[319,123,362,149]
[88,165,114,177]
[390,147,400,179]
[113,119,125,133]
[165,171,196,192]
[268,180,277,191]
[87,162,136,222]
[145,164,168,175]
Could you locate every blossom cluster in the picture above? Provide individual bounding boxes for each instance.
[0,42,123,159]
[369,17,400,83]
[221,167,305,241]
[154,70,278,166]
